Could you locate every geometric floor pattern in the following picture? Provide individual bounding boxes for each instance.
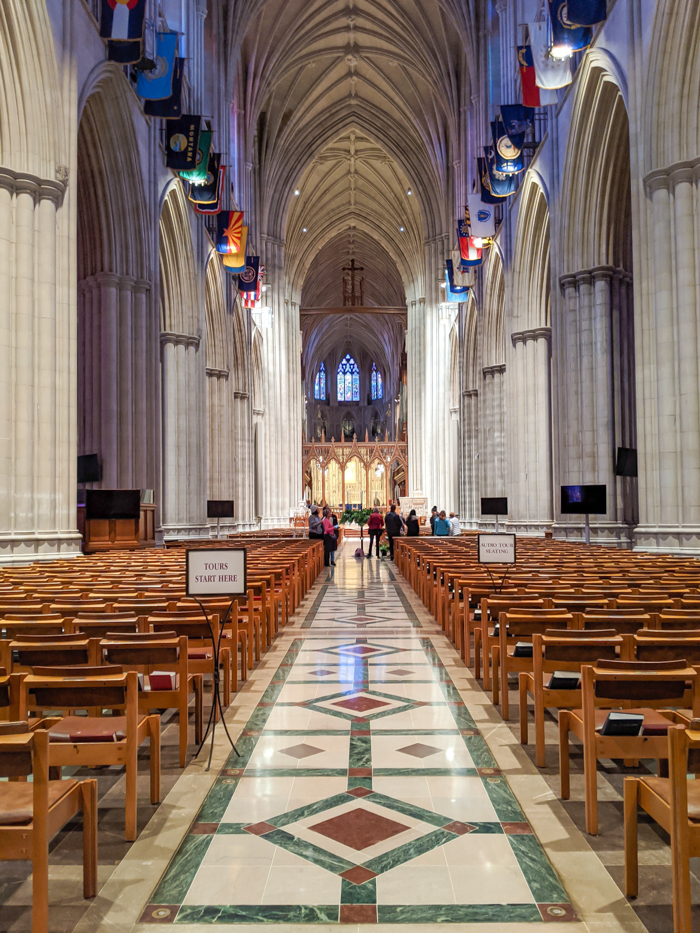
[139,555,577,925]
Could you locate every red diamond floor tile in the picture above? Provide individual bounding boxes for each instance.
[331,695,390,712]
[339,866,378,885]
[309,806,410,851]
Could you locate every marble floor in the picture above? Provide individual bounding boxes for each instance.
[2,546,653,932]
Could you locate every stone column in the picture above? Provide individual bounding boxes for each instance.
[480,364,506,501]
[0,168,81,562]
[461,389,479,524]
[207,367,230,500]
[509,327,552,529]
[161,331,207,533]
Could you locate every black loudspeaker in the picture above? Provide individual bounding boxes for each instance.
[615,447,638,477]
[77,454,101,484]
[207,500,234,519]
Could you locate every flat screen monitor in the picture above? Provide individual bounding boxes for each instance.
[560,485,607,515]
[481,497,508,516]
[615,447,638,477]
[77,454,101,484]
[85,489,141,521]
[207,500,234,519]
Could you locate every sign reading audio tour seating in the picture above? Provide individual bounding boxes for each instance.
[186,549,247,596]
[478,533,516,564]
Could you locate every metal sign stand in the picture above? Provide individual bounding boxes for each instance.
[192,597,240,771]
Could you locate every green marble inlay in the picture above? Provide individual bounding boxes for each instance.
[508,833,569,904]
[462,736,498,768]
[481,774,526,822]
[270,793,351,828]
[349,733,371,769]
[175,905,340,923]
[366,791,452,827]
[347,775,373,790]
[341,878,377,905]
[363,828,457,874]
[151,834,212,904]
[216,823,248,834]
[262,829,355,874]
[373,767,478,778]
[243,768,347,778]
[258,729,349,736]
[196,778,239,823]
[376,903,542,923]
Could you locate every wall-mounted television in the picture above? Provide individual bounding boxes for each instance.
[481,497,508,515]
[77,454,101,484]
[207,500,234,519]
[560,485,607,515]
[85,490,141,521]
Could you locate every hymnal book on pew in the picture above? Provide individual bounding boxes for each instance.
[512,641,533,658]
[546,671,581,690]
[599,711,644,736]
[138,672,177,691]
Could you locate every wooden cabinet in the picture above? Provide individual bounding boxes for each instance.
[79,504,156,553]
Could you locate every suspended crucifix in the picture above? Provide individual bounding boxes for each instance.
[342,258,364,307]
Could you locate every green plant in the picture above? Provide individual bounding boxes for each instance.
[339,508,372,545]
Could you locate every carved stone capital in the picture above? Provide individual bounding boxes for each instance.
[160,331,201,350]
[206,367,229,379]
[511,326,551,347]
[482,363,506,378]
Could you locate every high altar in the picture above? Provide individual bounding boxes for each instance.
[303,433,408,509]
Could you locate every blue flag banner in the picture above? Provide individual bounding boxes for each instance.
[483,150,518,198]
[165,115,202,170]
[491,119,523,174]
[567,0,607,25]
[193,166,226,214]
[500,104,534,138]
[548,1,592,56]
[136,31,178,100]
[238,257,260,293]
[478,157,504,205]
[188,152,221,203]
[445,260,470,302]
[144,58,183,118]
[100,0,146,40]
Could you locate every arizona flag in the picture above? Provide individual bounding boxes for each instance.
[100,0,146,40]
[216,211,244,255]
[517,46,559,106]
[223,227,248,274]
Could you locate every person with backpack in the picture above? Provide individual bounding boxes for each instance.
[384,503,403,560]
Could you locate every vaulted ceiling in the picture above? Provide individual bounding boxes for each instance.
[228,0,476,389]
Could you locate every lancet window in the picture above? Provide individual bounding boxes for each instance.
[337,354,360,401]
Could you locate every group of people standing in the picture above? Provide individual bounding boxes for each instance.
[308,505,339,566]
[308,503,462,567]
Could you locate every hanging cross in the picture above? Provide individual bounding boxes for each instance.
[342,258,364,306]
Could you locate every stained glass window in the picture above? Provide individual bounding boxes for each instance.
[337,354,359,402]
[371,363,383,400]
[314,362,326,400]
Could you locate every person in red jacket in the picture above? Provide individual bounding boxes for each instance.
[366,508,384,557]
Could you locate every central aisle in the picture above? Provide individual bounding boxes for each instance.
[138,548,580,926]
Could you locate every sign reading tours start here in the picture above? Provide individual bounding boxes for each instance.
[478,533,517,565]
[186,549,247,596]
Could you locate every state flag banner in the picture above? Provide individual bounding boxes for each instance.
[491,118,523,174]
[566,0,607,26]
[445,260,469,303]
[188,153,221,203]
[500,104,534,138]
[238,257,260,293]
[165,115,202,171]
[467,194,496,238]
[517,46,558,107]
[243,265,264,309]
[457,221,482,269]
[193,166,226,214]
[107,39,142,63]
[144,57,184,118]
[136,31,178,100]
[528,22,572,90]
[484,147,518,197]
[548,0,592,55]
[216,211,244,255]
[100,0,146,41]
[179,130,212,184]
[223,228,248,273]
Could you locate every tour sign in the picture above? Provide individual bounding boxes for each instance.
[478,533,516,565]
[186,548,247,596]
